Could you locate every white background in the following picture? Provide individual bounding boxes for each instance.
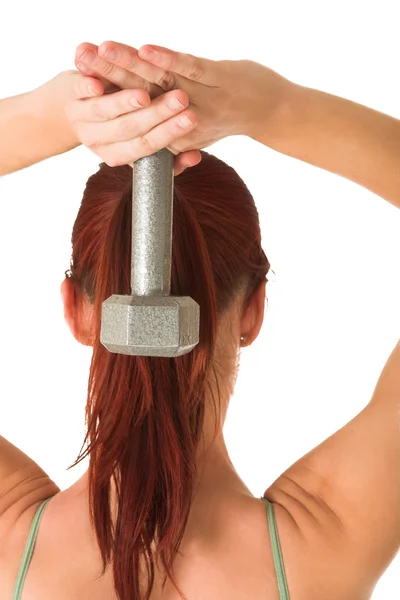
[0,1,399,597]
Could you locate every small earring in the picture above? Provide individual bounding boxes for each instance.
[240,335,246,345]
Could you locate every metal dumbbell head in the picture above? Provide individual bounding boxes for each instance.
[101,295,199,357]
[100,149,200,358]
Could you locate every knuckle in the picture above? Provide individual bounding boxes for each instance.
[154,101,168,121]
[187,55,204,81]
[124,56,140,71]
[138,135,154,156]
[154,71,175,91]
[119,115,137,139]
[97,61,115,78]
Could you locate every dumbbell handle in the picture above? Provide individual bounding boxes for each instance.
[131,149,174,297]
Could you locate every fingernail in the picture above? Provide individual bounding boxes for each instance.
[179,114,194,128]
[105,48,118,61]
[81,50,95,64]
[139,48,156,60]
[76,62,92,74]
[130,96,142,107]
[169,96,186,110]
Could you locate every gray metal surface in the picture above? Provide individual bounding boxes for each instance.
[100,295,199,357]
[100,149,200,357]
[131,149,174,297]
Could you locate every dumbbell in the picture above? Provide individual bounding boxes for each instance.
[100,148,200,357]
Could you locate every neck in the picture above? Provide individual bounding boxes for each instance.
[68,431,250,513]
[64,378,252,540]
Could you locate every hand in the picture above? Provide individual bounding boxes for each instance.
[74,42,166,99]
[75,41,295,152]
[47,70,201,175]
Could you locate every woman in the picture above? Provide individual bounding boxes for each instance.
[0,41,399,600]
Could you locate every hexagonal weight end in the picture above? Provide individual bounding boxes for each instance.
[100,295,200,357]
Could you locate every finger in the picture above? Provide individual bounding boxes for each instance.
[73,61,119,94]
[138,45,219,86]
[75,42,161,97]
[98,41,177,92]
[72,73,105,99]
[173,150,202,176]
[93,110,198,168]
[81,90,193,147]
[74,88,151,124]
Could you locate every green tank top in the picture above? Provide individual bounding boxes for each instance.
[261,497,290,599]
[13,496,290,599]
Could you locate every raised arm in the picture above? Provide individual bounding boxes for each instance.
[0,74,80,176]
[82,41,400,210]
[263,83,400,209]
[0,68,199,177]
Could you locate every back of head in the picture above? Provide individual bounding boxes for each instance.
[67,151,270,600]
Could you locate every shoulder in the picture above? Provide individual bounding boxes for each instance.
[264,416,397,600]
[262,343,400,596]
[0,435,59,538]
[263,486,376,600]
[263,486,348,599]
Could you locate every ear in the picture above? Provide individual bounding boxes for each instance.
[60,278,95,346]
[240,279,267,346]
[60,277,80,341]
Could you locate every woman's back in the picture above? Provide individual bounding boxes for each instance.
[3,359,399,600]
[0,485,346,599]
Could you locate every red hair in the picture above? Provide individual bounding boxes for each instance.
[67,151,270,600]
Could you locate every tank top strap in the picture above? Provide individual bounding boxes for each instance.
[260,496,290,599]
[12,497,52,600]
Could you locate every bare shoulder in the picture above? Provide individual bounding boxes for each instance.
[0,435,59,536]
[264,341,400,598]
[264,471,374,600]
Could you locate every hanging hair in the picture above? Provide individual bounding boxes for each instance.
[66,151,270,600]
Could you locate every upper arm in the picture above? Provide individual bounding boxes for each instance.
[265,341,400,590]
[0,435,59,528]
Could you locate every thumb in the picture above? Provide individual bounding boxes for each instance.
[173,150,202,176]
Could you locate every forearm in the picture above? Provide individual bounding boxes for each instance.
[0,84,80,177]
[256,83,400,209]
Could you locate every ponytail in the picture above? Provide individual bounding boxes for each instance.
[67,153,270,599]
